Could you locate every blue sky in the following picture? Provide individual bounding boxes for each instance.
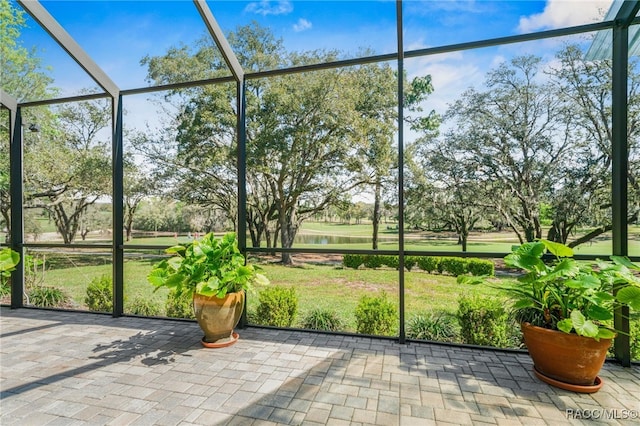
[12,0,615,133]
[15,1,612,94]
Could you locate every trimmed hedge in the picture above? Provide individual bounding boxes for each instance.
[363,255,385,269]
[342,254,495,276]
[457,295,512,347]
[85,275,113,312]
[255,286,298,327]
[405,256,419,271]
[417,256,441,273]
[355,292,397,335]
[467,259,495,276]
[440,257,467,277]
[166,290,195,319]
[343,254,365,269]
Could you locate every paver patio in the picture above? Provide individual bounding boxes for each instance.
[1,307,639,425]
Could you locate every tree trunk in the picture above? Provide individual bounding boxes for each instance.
[372,180,382,250]
[125,216,133,242]
[1,209,9,242]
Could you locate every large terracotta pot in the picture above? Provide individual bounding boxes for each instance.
[521,322,613,391]
[193,291,245,347]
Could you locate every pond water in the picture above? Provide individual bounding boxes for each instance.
[293,234,374,245]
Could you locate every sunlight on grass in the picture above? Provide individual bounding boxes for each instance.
[36,255,507,333]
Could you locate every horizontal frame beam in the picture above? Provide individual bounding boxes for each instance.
[15,16,628,107]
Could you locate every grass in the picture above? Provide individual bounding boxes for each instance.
[9,219,640,256]
[114,223,640,256]
[31,253,509,332]
[10,252,639,359]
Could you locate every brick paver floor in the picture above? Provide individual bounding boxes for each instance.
[1,307,639,425]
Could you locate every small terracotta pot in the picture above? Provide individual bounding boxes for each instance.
[193,291,245,346]
[521,322,612,388]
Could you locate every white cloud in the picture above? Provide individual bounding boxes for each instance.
[404,53,482,134]
[518,0,613,32]
[244,1,293,16]
[293,18,312,32]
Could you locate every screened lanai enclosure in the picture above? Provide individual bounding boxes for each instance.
[1,0,640,365]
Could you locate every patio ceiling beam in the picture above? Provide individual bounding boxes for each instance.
[615,0,640,25]
[16,0,119,98]
[193,0,244,82]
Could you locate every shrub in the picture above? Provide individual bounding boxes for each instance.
[632,316,640,361]
[440,257,468,276]
[363,255,384,269]
[28,285,68,308]
[165,290,194,319]
[128,297,162,316]
[467,259,495,276]
[0,281,9,297]
[301,309,344,331]
[255,286,298,327]
[406,311,459,342]
[381,255,399,269]
[85,275,113,312]
[405,256,419,271]
[457,295,513,347]
[417,256,440,273]
[343,254,365,269]
[355,292,397,335]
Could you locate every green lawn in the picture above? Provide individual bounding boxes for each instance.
[13,252,638,359]
[30,254,508,329]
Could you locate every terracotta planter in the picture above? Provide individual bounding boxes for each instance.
[521,322,612,391]
[193,291,245,347]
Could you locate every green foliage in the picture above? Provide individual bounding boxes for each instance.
[355,292,398,335]
[457,296,512,347]
[0,247,20,288]
[0,280,9,297]
[417,256,441,273]
[632,316,640,361]
[301,308,344,331]
[467,259,495,276]
[148,232,269,299]
[363,254,384,269]
[255,286,298,327]
[128,297,162,316]
[0,0,54,101]
[381,255,399,270]
[84,275,113,312]
[342,254,492,277]
[165,290,194,319]
[343,254,365,269]
[0,247,20,276]
[28,285,68,308]
[459,240,640,341]
[405,256,419,271]
[406,311,459,342]
[440,257,468,276]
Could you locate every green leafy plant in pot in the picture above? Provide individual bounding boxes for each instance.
[148,232,269,348]
[1,247,20,294]
[460,239,640,393]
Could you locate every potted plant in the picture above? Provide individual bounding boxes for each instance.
[1,247,20,291]
[147,232,268,348]
[461,239,640,393]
